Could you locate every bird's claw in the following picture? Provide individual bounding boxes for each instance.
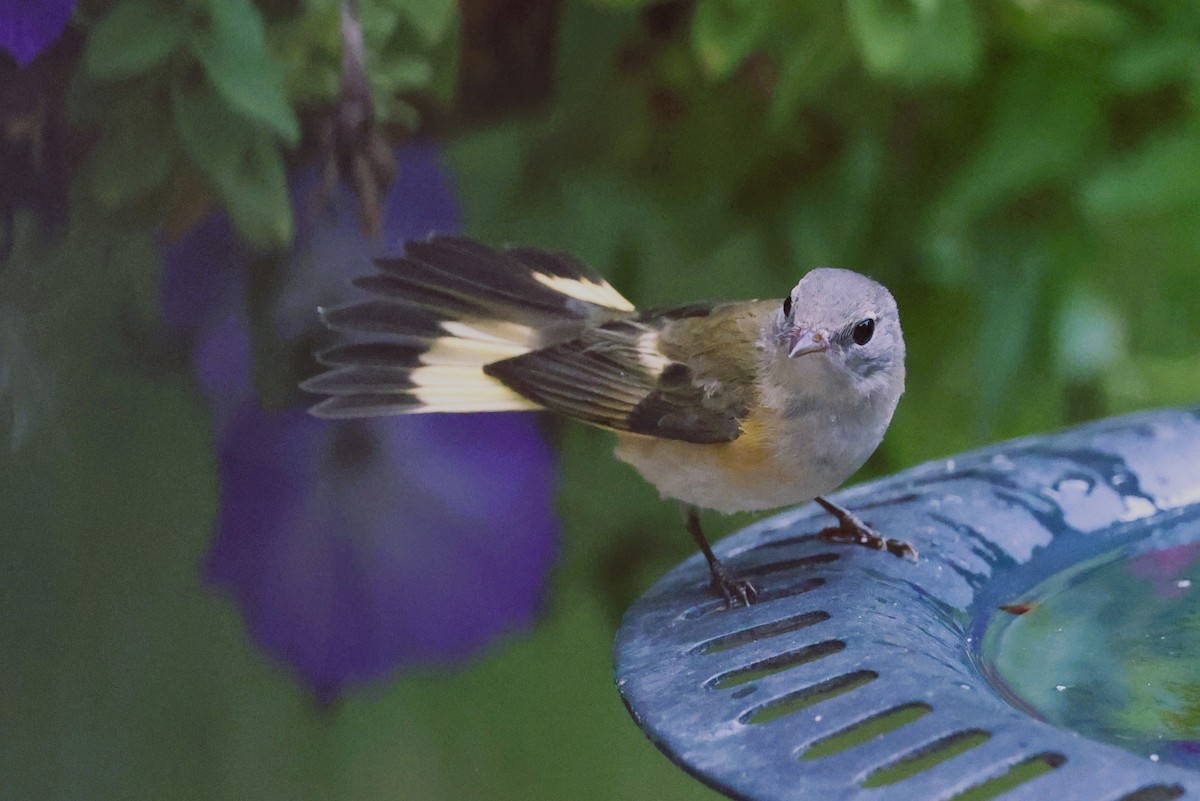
[819,517,918,561]
[708,562,757,608]
[713,575,758,608]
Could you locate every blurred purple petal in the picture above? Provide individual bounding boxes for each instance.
[274,142,461,339]
[0,0,74,67]
[205,407,558,695]
[159,211,253,422]
[159,211,247,332]
[161,142,458,339]
[192,310,253,426]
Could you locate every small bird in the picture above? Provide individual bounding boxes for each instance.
[303,236,914,606]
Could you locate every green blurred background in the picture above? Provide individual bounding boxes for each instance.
[4,0,1200,799]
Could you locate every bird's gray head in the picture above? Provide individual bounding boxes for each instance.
[773,267,905,394]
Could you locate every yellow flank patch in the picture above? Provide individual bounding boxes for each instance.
[532,272,636,312]
[704,413,775,481]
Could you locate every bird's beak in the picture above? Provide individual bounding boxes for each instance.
[788,328,829,358]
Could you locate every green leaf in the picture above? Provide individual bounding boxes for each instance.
[1105,356,1200,416]
[975,246,1045,435]
[83,0,185,80]
[385,98,421,129]
[424,11,461,105]
[189,0,300,145]
[1003,0,1131,45]
[691,0,775,79]
[221,134,292,250]
[170,79,243,182]
[401,0,458,46]
[969,61,1101,194]
[846,0,981,85]
[925,60,1103,281]
[556,1,636,99]
[766,6,853,129]
[1113,36,1200,91]
[358,0,461,126]
[370,50,433,123]
[360,0,404,46]
[1084,127,1200,217]
[87,113,174,209]
[171,79,292,248]
[784,135,883,267]
[373,53,434,92]
[76,75,175,208]
[269,0,342,103]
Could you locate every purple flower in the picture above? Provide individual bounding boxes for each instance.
[273,142,460,339]
[206,406,557,696]
[162,143,560,697]
[159,211,247,333]
[0,0,74,67]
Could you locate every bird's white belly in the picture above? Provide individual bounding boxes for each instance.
[612,405,878,514]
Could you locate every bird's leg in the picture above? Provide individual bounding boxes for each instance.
[682,504,757,607]
[814,496,917,560]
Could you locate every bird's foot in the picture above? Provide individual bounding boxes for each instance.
[816,498,917,561]
[708,561,758,608]
[683,503,758,608]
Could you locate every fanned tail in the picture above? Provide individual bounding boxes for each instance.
[302,235,634,418]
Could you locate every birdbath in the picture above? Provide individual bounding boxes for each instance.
[614,407,1200,801]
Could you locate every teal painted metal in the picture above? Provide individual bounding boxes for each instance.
[615,408,1200,801]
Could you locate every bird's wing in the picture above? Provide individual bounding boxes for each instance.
[484,302,768,443]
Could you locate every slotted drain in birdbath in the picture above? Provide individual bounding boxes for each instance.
[615,407,1200,801]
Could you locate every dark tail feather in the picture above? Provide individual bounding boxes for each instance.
[303,235,635,418]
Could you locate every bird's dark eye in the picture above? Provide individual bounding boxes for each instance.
[852,318,875,346]
[782,296,792,316]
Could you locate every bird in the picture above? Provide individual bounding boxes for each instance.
[302,235,914,607]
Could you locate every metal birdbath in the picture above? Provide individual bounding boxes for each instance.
[615,407,1200,801]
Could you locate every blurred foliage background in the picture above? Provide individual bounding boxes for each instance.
[3,0,1200,799]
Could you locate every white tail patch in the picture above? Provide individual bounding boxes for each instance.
[404,314,542,413]
[441,319,537,348]
[410,366,504,386]
[420,337,529,367]
[532,272,635,312]
[399,398,539,413]
[408,366,540,412]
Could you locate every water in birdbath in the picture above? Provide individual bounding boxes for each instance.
[981,535,1200,770]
